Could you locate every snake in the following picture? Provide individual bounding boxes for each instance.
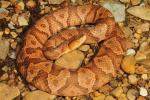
[17,4,132,96]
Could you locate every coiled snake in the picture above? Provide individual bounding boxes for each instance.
[17,4,132,96]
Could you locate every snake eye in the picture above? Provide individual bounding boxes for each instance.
[41,24,46,28]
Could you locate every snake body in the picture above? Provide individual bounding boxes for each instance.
[17,4,132,96]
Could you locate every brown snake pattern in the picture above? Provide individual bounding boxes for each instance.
[17,4,132,96]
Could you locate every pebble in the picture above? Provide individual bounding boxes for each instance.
[15,2,25,12]
[128,74,138,84]
[8,22,15,29]
[99,84,113,95]
[26,0,36,9]
[121,55,136,74]
[0,83,20,100]
[11,41,17,49]
[0,73,8,81]
[141,74,148,80]
[0,39,9,60]
[135,66,148,74]
[4,28,10,34]
[0,8,9,19]
[140,87,148,96]
[135,23,150,32]
[127,6,150,21]
[127,89,138,100]
[105,95,115,100]
[126,48,136,56]
[10,32,18,38]
[91,92,105,100]
[48,0,65,4]
[121,26,133,38]
[131,0,141,5]
[9,51,16,59]
[111,87,123,98]
[135,51,147,61]
[134,33,141,39]
[55,50,85,69]
[137,96,146,100]
[2,66,9,72]
[118,94,128,100]
[18,16,28,26]
[120,0,130,3]
[0,1,10,8]
[102,2,125,22]
[23,90,56,100]
[78,45,90,51]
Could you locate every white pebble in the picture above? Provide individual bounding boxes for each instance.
[18,16,28,26]
[126,48,136,56]
[140,87,148,96]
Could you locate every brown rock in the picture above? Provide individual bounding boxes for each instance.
[127,6,150,21]
[127,89,138,100]
[111,87,123,98]
[121,55,136,74]
[0,83,20,100]
[55,50,85,69]
[23,90,56,100]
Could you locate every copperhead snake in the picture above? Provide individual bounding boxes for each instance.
[17,4,132,96]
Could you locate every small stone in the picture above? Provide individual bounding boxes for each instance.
[55,50,85,69]
[0,8,9,19]
[102,2,125,22]
[135,66,148,74]
[111,87,123,98]
[15,2,25,12]
[140,87,148,96]
[127,6,150,21]
[78,45,90,51]
[118,94,128,100]
[91,92,106,100]
[128,74,138,84]
[4,28,10,34]
[0,83,20,100]
[131,0,141,5]
[127,89,138,100]
[2,66,9,72]
[135,23,150,32]
[105,95,115,100]
[8,22,15,29]
[141,74,148,80]
[134,33,141,39]
[18,16,28,26]
[23,90,56,100]
[99,84,113,95]
[135,51,147,61]
[121,55,136,74]
[120,0,130,3]
[137,96,146,100]
[0,73,8,81]
[0,1,10,8]
[126,49,136,56]
[26,0,36,9]
[48,0,65,4]
[138,79,147,87]
[10,32,18,38]
[0,31,3,39]
[121,26,133,38]
[9,51,16,59]
[11,41,17,49]
[0,39,9,60]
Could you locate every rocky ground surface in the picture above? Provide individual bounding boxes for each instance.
[0,0,150,100]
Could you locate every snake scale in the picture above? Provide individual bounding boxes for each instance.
[17,4,132,96]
